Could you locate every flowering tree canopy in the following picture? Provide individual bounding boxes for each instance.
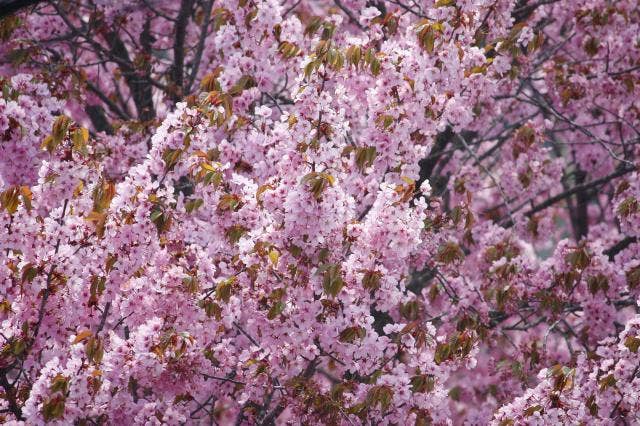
[0,0,639,424]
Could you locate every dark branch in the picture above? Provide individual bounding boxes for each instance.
[604,236,638,260]
[171,0,194,102]
[0,0,42,19]
[503,166,636,227]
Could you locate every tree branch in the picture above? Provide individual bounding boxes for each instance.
[0,0,42,19]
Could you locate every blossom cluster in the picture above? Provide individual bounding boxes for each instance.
[0,0,639,424]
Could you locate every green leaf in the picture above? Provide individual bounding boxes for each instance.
[585,394,598,416]
[228,75,257,97]
[162,148,183,172]
[92,179,116,213]
[218,194,242,212]
[617,196,638,217]
[355,146,377,172]
[267,301,285,320]
[50,374,70,394]
[304,59,320,78]
[52,115,71,144]
[434,331,475,364]
[339,326,366,343]
[185,198,204,213]
[410,374,435,393]
[0,186,21,214]
[86,336,104,364]
[149,207,164,223]
[225,225,247,244]
[304,16,323,37]
[524,405,543,416]
[627,265,640,289]
[21,263,38,283]
[436,241,465,264]
[584,37,600,56]
[346,45,362,68]
[370,57,381,75]
[587,274,609,295]
[216,277,237,303]
[418,27,435,53]
[211,8,231,31]
[362,270,382,291]
[400,300,422,321]
[71,127,89,155]
[624,336,640,353]
[182,276,200,294]
[599,374,616,391]
[0,15,21,42]
[322,264,344,297]
[42,395,66,421]
[565,247,590,270]
[278,41,301,59]
[203,170,223,187]
[149,205,172,234]
[301,172,335,200]
[288,245,302,258]
[11,339,25,356]
[365,385,393,412]
[201,300,222,319]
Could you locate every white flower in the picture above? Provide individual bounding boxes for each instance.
[360,7,381,26]
[255,105,272,118]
